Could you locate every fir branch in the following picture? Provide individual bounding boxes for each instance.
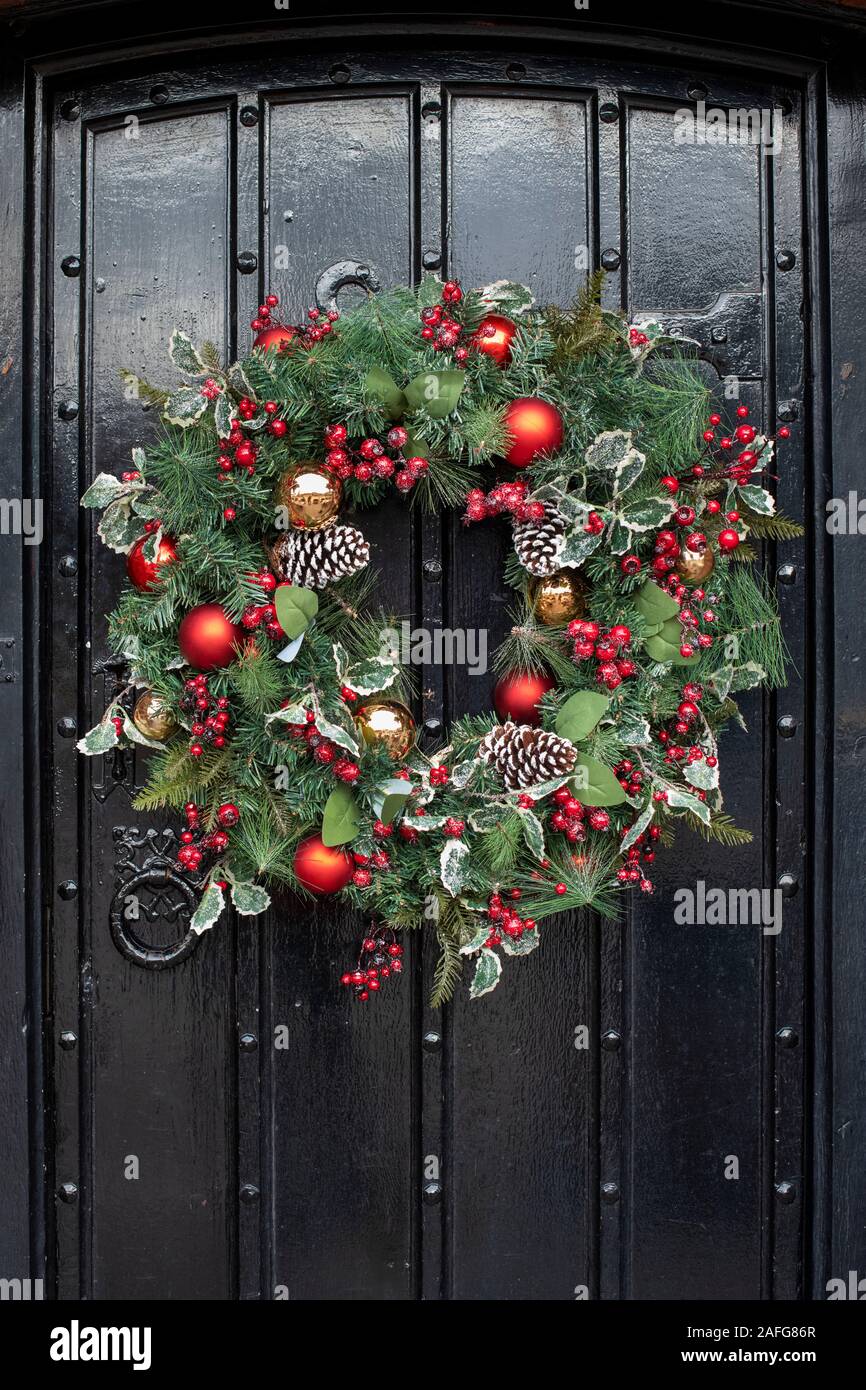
[682,811,754,847]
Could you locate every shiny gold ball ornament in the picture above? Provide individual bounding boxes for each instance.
[354,699,417,761]
[675,546,715,583]
[531,570,588,626]
[275,463,342,531]
[132,689,178,741]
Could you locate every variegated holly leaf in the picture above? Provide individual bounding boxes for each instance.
[738,484,775,515]
[611,447,646,496]
[585,429,634,472]
[617,713,652,747]
[121,713,166,749]
[478,278,535,316]
[81,472,126,509]
[468,804,508,832]
[559,526,604,568]
[227,362,254,399]
[315,709,360,755]
[728,662,767,693]
[231,881,272,916]
[556,493,591,524]
[97,498,143,554]
[620,799,655,852]
[607,518,631,555]
[501,930,540,957]
[191,882,225,935]
[684,759,720,792]
[515,806,545,860]
[76,711,121,755]
[169,329,206,377]
[440,837,470,896]
[163,386,209,427]
[214,393,236,439]
[619,496,675,531]
[265,698,311,728]
[459,923,492,955]
[664,785,711,824]
[341,655,400,697]
[469,948,502,998]
[450,758,481,790]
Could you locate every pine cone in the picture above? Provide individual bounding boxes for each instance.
[479,721,577,790]
[273,523,370,590]
[512,501,566,577]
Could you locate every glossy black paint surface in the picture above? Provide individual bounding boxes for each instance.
[0,0,863,1301]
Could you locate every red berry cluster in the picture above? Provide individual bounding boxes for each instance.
[176,800,238,874]
[462,481,545,524]
[419,280,466,358]
[341,931,403,1002]
[350,842,393,888]
[283,707,360,783]
[250,292,339,346]
[613,759,647,799]
[323,422,429,494]
[179,675,232,758]
[568,619,636,690]
[241,570,283,640]
[658,403,790,510]
[547,786,612,843]
[628,326,649,348]
[200,377,222,401]
[484,888,536,947]
[654,682,714,788]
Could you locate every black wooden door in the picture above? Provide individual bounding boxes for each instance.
[29,31,816,1301]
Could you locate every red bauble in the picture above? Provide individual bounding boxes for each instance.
[293,834,353,895]
[126,534,178,591]
[472,312,517,368]
[253,323,297,353]
[503,397,564,468]
[178,604,242,670]
[493,669,556,726]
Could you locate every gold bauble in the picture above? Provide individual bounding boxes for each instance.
[132,689,177,741]
[274,463,342,530]
[531,570,588,626]
[354,699,417,761]
[676,546,715,583]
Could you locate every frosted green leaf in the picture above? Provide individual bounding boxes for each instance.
[191,882,225,935]
[163,386,208,427]
[169,328,206,376]
[470,948,502,999]
[230,881,272,916]
[440,838,470,896]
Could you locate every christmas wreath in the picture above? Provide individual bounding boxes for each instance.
[79,273,802,1003]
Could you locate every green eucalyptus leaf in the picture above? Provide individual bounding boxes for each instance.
[404,369,465,420]
[571,755,627,807]
[274,584,319,639]
[555,690,609,743]
[321,784,362,847]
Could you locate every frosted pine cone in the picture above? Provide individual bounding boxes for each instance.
[512,501,566,577]
[273,524,370,590]
[479,721,577,790]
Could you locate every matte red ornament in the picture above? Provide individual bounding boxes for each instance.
[178,604,242,670]
[472,312,517,368]
[503,397,564,468]
[126,534,178,591]
[253,323,297,353]
[493,669,556,726]
[293,834,354,895]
